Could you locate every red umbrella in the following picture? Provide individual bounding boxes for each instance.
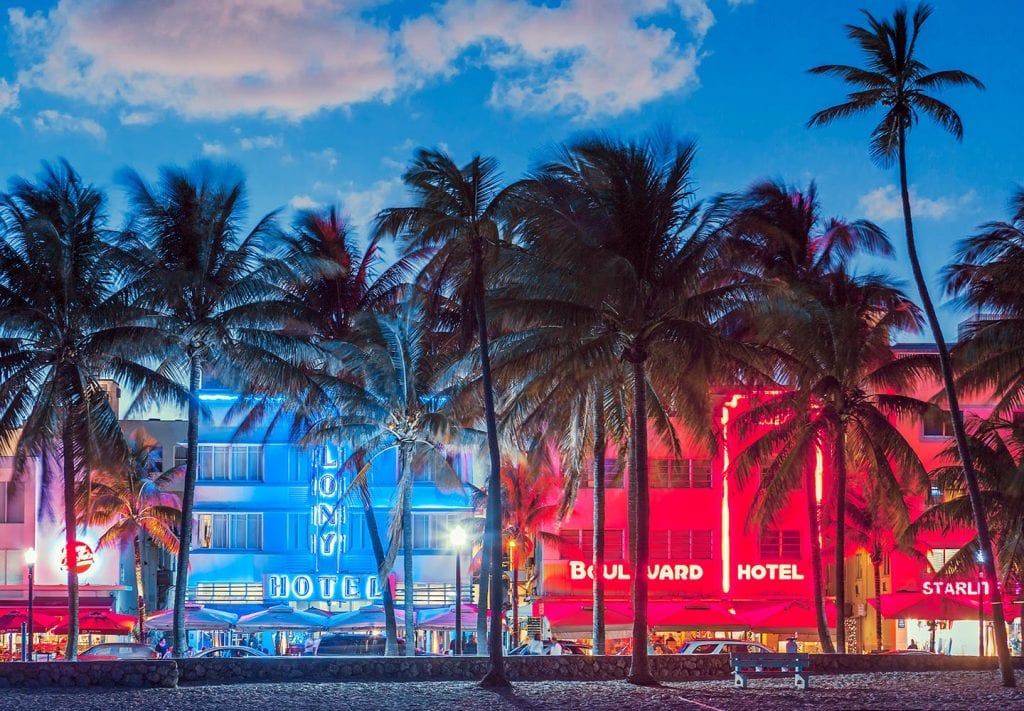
[746,599,838,631]
[0,609,58,633]
[51,610,137,635]
[873,592,981,621]
[652,601,750,630]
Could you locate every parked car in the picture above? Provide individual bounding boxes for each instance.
[508,640,591,656]
[194,646,267,658]
[80,643,161,660]
[315,633,430,656]
[677,639,773,655]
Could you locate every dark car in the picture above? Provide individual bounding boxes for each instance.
[194,646,267,658]
[80,643,161,660]
[509,640,591,656]
[315,633,432,656]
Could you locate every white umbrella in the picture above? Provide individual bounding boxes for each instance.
[325,604,407,631]
[145,603,238,631]
[235,604,326,632]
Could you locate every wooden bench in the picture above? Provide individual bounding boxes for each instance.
[730,652,810,689]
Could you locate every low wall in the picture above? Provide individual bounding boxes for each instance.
[0,660,178,688]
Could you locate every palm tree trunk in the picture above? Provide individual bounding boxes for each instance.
[627,358,655,686]
[897,127,1015,687]
[173,357,202,658]
[807,456,835,653]
[592,399,606,656]
[135,536,147,642]
[834,429,847,653]
[62,418,80,661]
[362,495,398,656]
[873,556,883,652]
[474,271,508,688]
[476,529,490,654]
[400,445,415,657]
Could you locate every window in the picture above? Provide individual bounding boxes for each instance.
[193,513,262,550]
[650,458,712,488]
[585,459,624,489]
[559,528,625,560]
[409,512,463,550]
[286,513,310,551]
[923,410,955,438]
[0,481,25,523]
[197,445,264,482]
[348,512,369,550]
[759,530,801,560]
[0,550,24,584]
[650,530,714,560]
[174,445,187,469]
[690,643,718,654]
[927,482,944,506]
[926,548,960,574]
[412,452,469,484]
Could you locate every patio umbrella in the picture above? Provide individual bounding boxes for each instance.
[0,609,58,633]
[652,600,751,630]
[417,604,487,631]
[874,592,982,621]
[325,604,406,631]
[542,600,632,632]
[235,604,327,632]
[51,610,137,635]
[745,599,838,631]
[145,603,238,631]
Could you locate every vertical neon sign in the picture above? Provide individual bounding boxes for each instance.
[720,394,742,595]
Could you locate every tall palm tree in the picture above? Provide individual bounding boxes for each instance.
[507,133,749,684]
[722,180,904,651]
[79,428,181,640]
[806,6,1014,683]
[0,161,177,659]
[120,163,308,658]
[304,306,473,657]
[374,150,515,686]
[733,269,931,653]
[946,188,1024,416]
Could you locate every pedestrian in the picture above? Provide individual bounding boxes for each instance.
[527,632,544,655]
[303,635,315,656]
[907,639,919,650]
[548,638,563,656]
[448,636,459,655]
[785,637,798,653]
[465,634,477,654]
[154,638,169,658]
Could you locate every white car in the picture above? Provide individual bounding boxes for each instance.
[677,639,773,655]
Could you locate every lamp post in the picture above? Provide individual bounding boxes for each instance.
[24,548,36,662]
[509,539,519,648]
[450,526,466,655]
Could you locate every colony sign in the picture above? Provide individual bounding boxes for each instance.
[312,470,344,557]
[265,573,383,602]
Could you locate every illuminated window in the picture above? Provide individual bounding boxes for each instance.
[197,445,264,482]
[193,513,262,550]
[650,458,712,488]
[409,512,463,549]
[759,530,801,560]
[650,530,714,559]
[413,451,470,483]
[922,410,956,438]
[559,529,625,560]
[585,459,624,489]
[926,548,961,573]
[0,481,25,524]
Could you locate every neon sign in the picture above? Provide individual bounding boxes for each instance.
[568,561,705,582]
[265,573,383,601]
[736,563,804,581]
[922,580,990,596]
[58,541,95,575]
[312,469,345,556]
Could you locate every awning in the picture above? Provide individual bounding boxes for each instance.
[734,599,837,631]
[51,610,137,635]
[539,600,633,633]
[869,592,983,621]
[650,600,750,630]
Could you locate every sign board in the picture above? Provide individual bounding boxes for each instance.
[264,573,383,602]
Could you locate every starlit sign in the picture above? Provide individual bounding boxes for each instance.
[922,580,990,596]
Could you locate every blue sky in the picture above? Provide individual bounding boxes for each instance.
[0,1,1020,336]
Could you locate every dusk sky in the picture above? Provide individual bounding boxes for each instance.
[0,1,1020,336]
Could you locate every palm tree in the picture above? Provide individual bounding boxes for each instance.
[507,133,749,684]
[0,161,175,659]
[806,5,1014,684]
[374,150,515,686]
[946,188,1024,416]
[304,306,473,657]
[79,428,181,640]
[733,269,931,653]
[120,162,308,658]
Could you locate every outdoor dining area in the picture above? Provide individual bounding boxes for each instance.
[1,607,137,661]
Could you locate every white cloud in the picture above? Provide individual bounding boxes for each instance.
[311,148,338,171]
[726,0,755,7]
[0,79,20,114]
[240,134,283,151]
[289,194,323,211]
[119,110,157,125]
[9,0,714,121]
[32,109,105,139]
[201,141,227,156]
[857,185,976,222]
[337,177,405,235]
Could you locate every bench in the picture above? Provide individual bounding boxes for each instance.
[729,652,810,689]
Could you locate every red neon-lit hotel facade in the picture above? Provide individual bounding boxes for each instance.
[537,355,1021,653]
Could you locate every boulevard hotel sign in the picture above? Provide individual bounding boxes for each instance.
[567,561,805,583]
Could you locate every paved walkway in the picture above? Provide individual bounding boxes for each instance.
[1,670,1022,710]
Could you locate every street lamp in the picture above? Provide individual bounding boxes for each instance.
[449,526,466,655]
[24,548,36,662]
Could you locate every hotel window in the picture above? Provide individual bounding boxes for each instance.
[650,458,712,488]
[922,409,956,438]
[0,550,24,584]
[0,481,25,524]
[585,459,624,489]
[348,512,369,550]
[759,530,801,560]
[559,528,625,560]
[650,530,714,560]
[193,513,263,550]
[413,451,470,484]
[410,512,463,549]
[286,512,311,551]
[197,444,264,482]
[926,548,960,574]
[174,445,187,469]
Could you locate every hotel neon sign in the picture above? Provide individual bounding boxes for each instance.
[567,561,805,583]
[265,573,383,602]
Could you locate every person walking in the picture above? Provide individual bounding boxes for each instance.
[527,632,544,655]
[785,637,799,653]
